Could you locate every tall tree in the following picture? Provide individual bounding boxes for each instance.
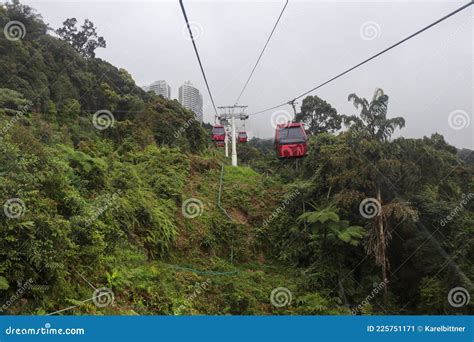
[295,95,342,135]
[56,18,106,58]
[344,88,405,141]
[345,88,413,304]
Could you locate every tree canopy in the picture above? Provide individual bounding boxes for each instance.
[295,95,342,135]
[56,18,106,58]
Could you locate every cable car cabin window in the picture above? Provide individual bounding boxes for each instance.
[278,127,306,144]
[212,127,225,135]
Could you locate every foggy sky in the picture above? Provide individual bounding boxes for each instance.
[21,0,473,148]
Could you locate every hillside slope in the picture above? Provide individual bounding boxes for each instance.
[0,3,348,315]
[1,2,472,316]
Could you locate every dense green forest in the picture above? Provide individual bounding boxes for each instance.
[0,2,472,315]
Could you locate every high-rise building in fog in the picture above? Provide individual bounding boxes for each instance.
[178,81,203,122]
[147,80,171,99]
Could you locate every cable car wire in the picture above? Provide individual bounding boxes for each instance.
[234,0,289,105]
[179,0,218,116]
[250,1,472,116]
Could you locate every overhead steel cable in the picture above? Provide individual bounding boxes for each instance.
[234,0,289,105]
[179,0,218,116]
[250,1,472,116]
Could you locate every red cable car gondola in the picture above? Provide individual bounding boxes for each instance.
[274,122,308,159]
[238,131,248,143]
[211,125,226,142]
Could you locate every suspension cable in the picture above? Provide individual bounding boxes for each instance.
[234,0,289,105]
[179,0,218,116]
[250,1,472,116]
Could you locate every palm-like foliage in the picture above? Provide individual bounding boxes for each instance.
[344,88,405,142]
[365,200,418,271]
[343,88,414,304]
